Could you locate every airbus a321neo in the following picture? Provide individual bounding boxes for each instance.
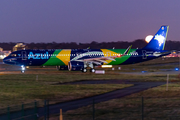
[3,26,170,73]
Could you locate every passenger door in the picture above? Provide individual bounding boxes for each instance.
[22,51,27,60]
[142,50,147,59]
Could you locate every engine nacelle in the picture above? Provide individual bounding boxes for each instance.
[68,61,84,71]
[56,66,68,70]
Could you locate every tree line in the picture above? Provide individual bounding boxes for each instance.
[0,39,179,51]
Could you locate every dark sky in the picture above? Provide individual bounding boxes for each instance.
[0,0,180,43]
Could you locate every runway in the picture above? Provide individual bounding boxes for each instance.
[37,80,165,117]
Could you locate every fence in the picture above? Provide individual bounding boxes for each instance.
[60,97,180,120]
[0,100,44,120]
[1,97,180,120]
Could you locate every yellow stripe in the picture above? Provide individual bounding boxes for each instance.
[101,49,118,65]
[56,49,71,65]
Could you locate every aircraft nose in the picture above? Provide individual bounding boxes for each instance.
[3,57,8,63]
[3,57,17,65]
[3,57,10,64]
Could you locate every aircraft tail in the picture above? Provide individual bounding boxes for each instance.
[143,26,169,50]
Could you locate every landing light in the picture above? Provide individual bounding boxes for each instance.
[101,65,112,68]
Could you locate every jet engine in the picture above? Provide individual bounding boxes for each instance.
[68,61,85,71]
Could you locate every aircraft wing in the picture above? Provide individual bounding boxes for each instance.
[73,45,132,65]
[75,56,117,65]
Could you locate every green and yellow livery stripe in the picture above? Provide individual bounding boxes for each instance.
[43,50,65,66]
[101,49,136,65]
[56,49,71,65]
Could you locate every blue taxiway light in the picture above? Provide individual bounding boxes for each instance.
[175,68,179,71]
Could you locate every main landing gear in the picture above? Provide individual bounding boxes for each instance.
[90,68,95,73]
[81,64,96,73]
[82,68,95,73]
[82,68,87,73]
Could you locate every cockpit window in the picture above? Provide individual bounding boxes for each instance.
[10,54,17,57]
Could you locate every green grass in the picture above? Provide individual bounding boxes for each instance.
[64,83,180,120]
[0,57,179,108]
[0,73,133,107]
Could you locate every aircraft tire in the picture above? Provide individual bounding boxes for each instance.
[90,68,95,73]
[82,68,87,73]
[56,66,60,70]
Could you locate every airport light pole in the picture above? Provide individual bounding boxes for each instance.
[179,51,180,69]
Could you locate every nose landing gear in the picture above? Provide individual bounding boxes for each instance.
[21,65,25,73]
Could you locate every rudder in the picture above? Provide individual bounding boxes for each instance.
[143,26,169,50]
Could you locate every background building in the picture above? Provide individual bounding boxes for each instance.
[13,42,27,51]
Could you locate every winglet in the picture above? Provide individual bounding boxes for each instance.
[124,45,132,55]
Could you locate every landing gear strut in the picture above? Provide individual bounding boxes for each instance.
[88,63,95,73]
[21,65,25,73]
[81,62,96,73]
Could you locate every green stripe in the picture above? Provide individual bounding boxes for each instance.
[43,50,65,66]
[107,49,136,65]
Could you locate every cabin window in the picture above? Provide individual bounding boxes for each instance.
[10,54,17,57]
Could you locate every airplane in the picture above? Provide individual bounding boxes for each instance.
[3,26,170,73]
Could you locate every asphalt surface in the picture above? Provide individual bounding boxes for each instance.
[38,80,166,117]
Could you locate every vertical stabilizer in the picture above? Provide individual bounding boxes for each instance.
[143,26,169,50]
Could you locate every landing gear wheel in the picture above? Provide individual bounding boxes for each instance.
[56,66,60,71]
[90,68,95,73]
[82,68,87,73]
[21,65,25,73]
